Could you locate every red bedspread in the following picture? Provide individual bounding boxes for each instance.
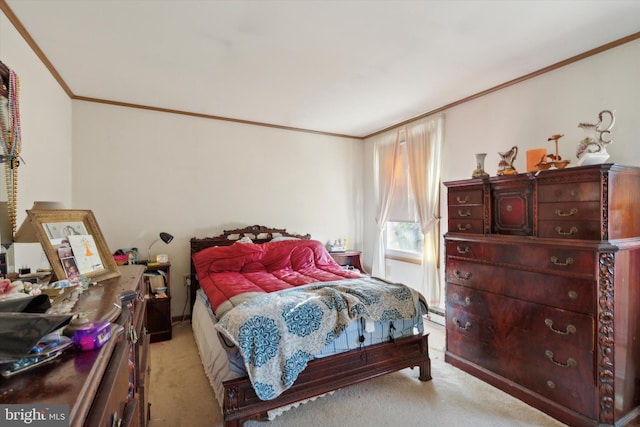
[193,239,364,318]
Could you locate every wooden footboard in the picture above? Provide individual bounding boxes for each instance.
[222,332,431,427]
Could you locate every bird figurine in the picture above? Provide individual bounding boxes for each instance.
[497,146,518,176]
[541,134,570,169]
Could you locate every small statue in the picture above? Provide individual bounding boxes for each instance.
[497,146,518,176]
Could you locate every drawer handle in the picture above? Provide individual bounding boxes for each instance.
[456,245,470,255]
[453,317,472,331]
[456,195,470,204]
[544,318,576,335]
[546,380,556,389]
[555,226,578,236]
[457,224,471,231]
[457,209,472,217]
[454,270,472,280]
[452,293,471,305]
[554,207,578,217]
[128,324,138,344]
[550,256,574,267]
[112,412,122,427]
[545,350,577,368]
[568,290,578,300]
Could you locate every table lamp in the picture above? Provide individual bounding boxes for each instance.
[147,232,173,263]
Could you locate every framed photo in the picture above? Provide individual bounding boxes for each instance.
[27,209,120,282]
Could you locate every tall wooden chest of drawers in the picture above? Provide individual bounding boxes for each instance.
[444,164,640,426]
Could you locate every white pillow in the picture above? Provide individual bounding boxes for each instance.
[270,236,299,242]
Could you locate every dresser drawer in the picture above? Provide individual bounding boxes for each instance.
[538,201,601,221]
[446,239,597,278]
[538,181,600,202]
[446,259,595,313]
[448,219,484,234]
[85,328,131,427]
[448,188,483,206]
[538,220,601,240]
[448,205,484,220]
[447,284,594,349]
[446,284,595,417]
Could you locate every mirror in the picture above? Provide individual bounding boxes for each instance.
[26,209,120,282]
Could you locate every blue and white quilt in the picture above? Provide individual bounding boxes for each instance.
[214,276,425,400]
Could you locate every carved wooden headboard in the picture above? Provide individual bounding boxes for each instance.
[189,224,311,318]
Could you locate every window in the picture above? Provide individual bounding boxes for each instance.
[385,221,423,261]
[384,138,423,262]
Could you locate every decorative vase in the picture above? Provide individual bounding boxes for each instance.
[496,146,518,176]
[472,153,489,179]
[576,110,615,166]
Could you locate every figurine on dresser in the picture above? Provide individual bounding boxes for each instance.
[497,146,518,175]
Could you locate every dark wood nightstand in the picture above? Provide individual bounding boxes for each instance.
[329,250,365,273]
[144,262,172,342]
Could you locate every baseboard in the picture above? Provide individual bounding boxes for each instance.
[425,306,445,326]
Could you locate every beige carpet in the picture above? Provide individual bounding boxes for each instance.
[149,320,566,427]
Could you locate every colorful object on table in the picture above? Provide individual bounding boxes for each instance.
[73,320,111,351]
[496,146,518,176]
[526,148,546,172]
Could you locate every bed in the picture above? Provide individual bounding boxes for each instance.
[190,225,431,427]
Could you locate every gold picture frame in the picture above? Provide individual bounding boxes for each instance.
[26,209,120,282]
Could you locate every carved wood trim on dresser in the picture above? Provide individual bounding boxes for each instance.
[444,164,640,427]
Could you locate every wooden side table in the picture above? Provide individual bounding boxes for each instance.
[144,262,172,342]
[329,250,365,273]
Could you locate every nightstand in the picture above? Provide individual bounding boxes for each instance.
[329,250,365,273]
[144,262,172,342]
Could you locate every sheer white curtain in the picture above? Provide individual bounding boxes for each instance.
[371,130,400,278]
[406,115,444,306]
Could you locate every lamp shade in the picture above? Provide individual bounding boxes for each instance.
[159,232,173,244]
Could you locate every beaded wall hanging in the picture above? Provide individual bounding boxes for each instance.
[0,60,21,241]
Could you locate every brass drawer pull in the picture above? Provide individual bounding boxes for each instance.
[550,256,574,266]
[545,350,577,368]
[568,290,578,300]
[454,270,472,280]
[128,324,138,344]
[546,380,556,389]
[457,209,472,217]
[452,293,471,305]
[457,223,471,231]
[555,207,578,217]
[555,226,578,236]
[456,245,470,255]
[456,195,470,204]
[545,318,576,335]
[453,317,472,331]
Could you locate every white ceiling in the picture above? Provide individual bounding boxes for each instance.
[4,0,640,138]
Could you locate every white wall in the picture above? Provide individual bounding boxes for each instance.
[363,38,640,308]
[72,102,364,318]
[1,13,73,270]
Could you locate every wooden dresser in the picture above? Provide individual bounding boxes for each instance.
[0,265,150,427]
[444,164,640,426]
